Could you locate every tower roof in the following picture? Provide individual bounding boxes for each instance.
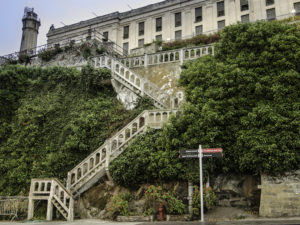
[23,7,40,22]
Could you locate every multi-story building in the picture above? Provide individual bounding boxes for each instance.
[47,0,300,54]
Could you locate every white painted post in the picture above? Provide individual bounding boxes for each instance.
[188,181,193,214]
[68,197,74,221]
[140,80,144,96]
[27,198,34,220]
[66,172,71,190]
[144,54,148,67]
[27,180,34,220]
[180,49,184,65]
[46,180,54,221]
[199,145,204,222]
[46,199,53,221]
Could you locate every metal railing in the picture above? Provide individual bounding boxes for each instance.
[0,196,28,221]
[0,28,127,65]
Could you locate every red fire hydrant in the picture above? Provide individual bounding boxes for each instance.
[158,202,164,221]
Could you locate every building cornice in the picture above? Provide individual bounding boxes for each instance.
[47,0,206,37]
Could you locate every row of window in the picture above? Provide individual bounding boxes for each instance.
[110,0,300,53]
[121,0,283,39]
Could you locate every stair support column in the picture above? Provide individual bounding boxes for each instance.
[105,140,113,181]
[46,180,54,221]
[46,199,53,221]
[27,198,34,220]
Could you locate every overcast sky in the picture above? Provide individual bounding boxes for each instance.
[0,0,163,56]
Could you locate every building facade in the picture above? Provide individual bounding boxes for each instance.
[47,0,300,54]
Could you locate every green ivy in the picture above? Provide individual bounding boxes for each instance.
[0,65,147,195]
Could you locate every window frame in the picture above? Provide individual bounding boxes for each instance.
[265,0,274,6]
[123,42,129,55]
[138,22,144,36]
[175,12,182,27]
[195,25,203,35]
[217,20,225,30]
[195,7,203,22]
[156,35,162,41]
[175,30,182,40]
[103,31,109,42]
[241,14,250,23]
[156,17,162,32]
[294,2,300,15]
[217,1,225,17]
[123,26,129,39]
[138,39,144,48]
[266,8,276,20]
[240,0,249,11]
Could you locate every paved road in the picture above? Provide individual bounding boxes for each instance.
[1,219,300,225]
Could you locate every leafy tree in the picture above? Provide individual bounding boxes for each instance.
[110,21,300,188]
[109,129,184,188]
[175,21,300,175]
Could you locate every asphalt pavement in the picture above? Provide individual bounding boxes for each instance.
[1,219,300,225]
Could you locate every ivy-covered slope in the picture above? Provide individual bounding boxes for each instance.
[0,64,149,195]
[110,21,300,188]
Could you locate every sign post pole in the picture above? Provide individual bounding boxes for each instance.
[199,145,204,222]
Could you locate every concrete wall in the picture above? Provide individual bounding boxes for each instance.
[20,17,40,52]
[47,0,299,53]
[259,171,300,217]
[131,62,185,105]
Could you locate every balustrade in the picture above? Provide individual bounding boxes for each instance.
[119,45,214,68]
[93,55,170,109]
[66,109,175,193]
[28,179,73,221]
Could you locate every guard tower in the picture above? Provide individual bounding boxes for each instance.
[20,7,41,53]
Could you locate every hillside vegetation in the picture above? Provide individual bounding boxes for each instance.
[110,21,300,187]
[0,64,150,195]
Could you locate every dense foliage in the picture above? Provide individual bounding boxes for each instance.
[110,21,300,188]
[144,185,186,215]
[176,21,300,175]
[192,186,217,214]
[162,32,220,51]
[107,191,133,218]
[0,64,148,195]
[109,129,184,187]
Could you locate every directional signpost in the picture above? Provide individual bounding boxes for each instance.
[179,146,223,222]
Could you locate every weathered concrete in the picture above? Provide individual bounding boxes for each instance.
[131,62,184,108]
[20,7,40,53]
[259,170,300,217]
[212,174,261,209]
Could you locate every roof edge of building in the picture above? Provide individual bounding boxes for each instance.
[47,0,191,37]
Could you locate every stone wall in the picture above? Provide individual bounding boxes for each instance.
[212,174,261,210]
[259,170,300,217]
[131,62,185,107]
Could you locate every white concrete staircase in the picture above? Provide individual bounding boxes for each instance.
[74,54,172,109]
[27,179,74,221]
[26,42,214,221]
[66,109,176,197]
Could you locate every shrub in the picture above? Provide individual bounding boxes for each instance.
[144,185,186,215]
[192,186,217,215]
[80,43,92,59]
[162,32,220,51]
[38,46,63,62]
[108,191,133,218]
[18,54,31,65]
[64,41,76,52]
[96,47,106,55]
